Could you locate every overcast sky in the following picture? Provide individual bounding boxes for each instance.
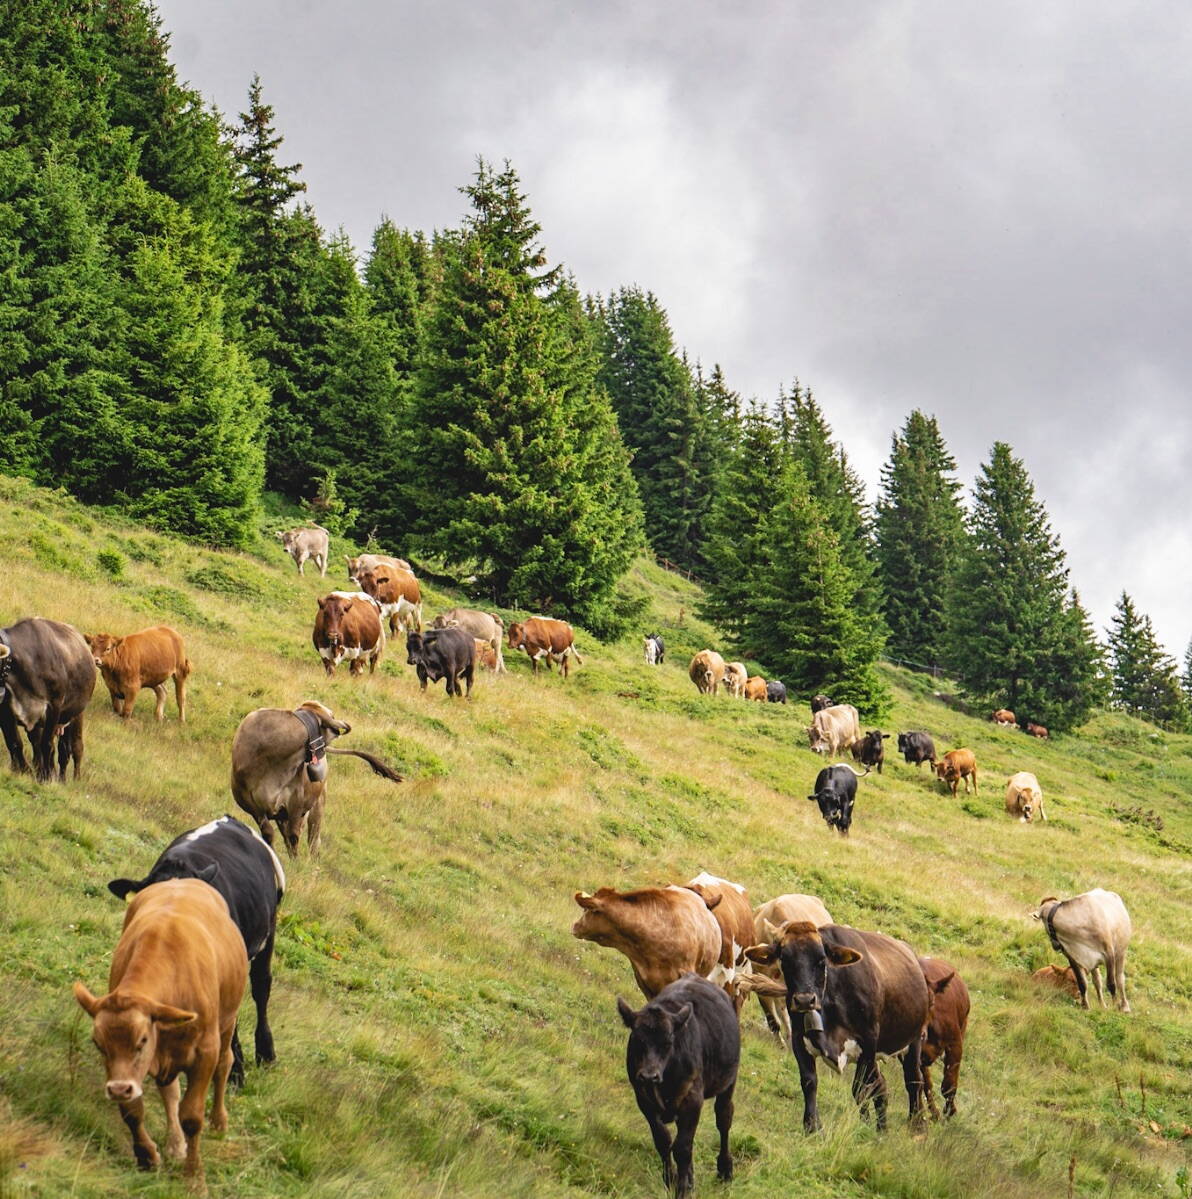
[156,0,1192,659]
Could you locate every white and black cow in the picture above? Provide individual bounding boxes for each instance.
[808,763,867,835]
[107,815,285,1084]
[643,633,666,666]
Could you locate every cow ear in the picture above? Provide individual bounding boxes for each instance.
[671,1002,693,1028]
[149,1002,198,1029]
[931,970,956,995]
[761,918,780,939]
[317,596,327,608]
[196,862,219,884]
[107,878,140,900]
[1030,912,1042,921]
[806,793,818,801]
[826,945,863,967]
[744,943,778,966]
[73,981,102,1016]
[881,733,890,739]
[616,997,638,1029]
[574,891,600,910]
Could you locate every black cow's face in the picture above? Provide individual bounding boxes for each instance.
[808,785,853,834]
[617,999,691,1085]
[405,632,424,665]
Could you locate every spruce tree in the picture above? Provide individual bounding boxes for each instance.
[1107,594,1186,727]
[874,411,965,667]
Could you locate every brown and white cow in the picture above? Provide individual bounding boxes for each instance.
[85,626,191,722]
[345,552,411,583]
[1033,889,1131,1012]
[807,703,861,756]
[750,894,833,1043]
[917,957,970,1119]
[74,879,248,1182]
[935,749,977,797]
[721,662,747,698]
[990,709,1016,726]
[1005,771,1045,822]
[434,608,505,673]
[508,618,583,678]
[688,650,726,695]
[744,676,768,702]
[684,871,755,1009]
[312,592,384,676]
[572,885,722,999]
[277,525,329,576]
[357,566,422,634]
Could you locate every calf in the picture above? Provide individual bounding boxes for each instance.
[85,626,191,722]
[807,703,861,756]
[1024,721,1049,739]
[744,676,768,701]
[473,638,500,672]
[751,895,833,1043]
[722,661,748,698]
[617,975,739,1199]
[1031,963,1082,999]
[808,763,866,835]
[405,627,475,697]
[936,749,977,797]
[917,957,969,1119]
[107,816,284,1085]
[277,525,329,576]
[766,680,787,704]
[688,649,725,695]
[1005,771,1046,822]
[643,633,665,666]
[74,879,248,1182]
[745,922,929,1131]
[1033,889,1131,1011]
[897,730,937,769]
[851,729,889,774]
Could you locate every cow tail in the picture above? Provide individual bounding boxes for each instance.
[325,748,403,782]
[570,644,584,665]
[178,658,193,681]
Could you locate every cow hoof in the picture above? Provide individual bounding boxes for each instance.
[166,1136,187,1160]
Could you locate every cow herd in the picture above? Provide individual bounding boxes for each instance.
[0,526,1138,1195]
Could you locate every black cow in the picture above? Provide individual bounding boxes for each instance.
[617,974,739,1199]
[897,730,937,768]
[405,627,475,697]
[766,680,788,704]
[745,922,929,1132]
[808,763,865,835]
[0,617,96,781]
[851,729,889,774]
[810,693,834,714]
[107,815,284,1085]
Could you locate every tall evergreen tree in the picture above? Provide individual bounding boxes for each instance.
[364,218,427,384]
[1107,593,1186,727]
[1182,637,1192,708]
[945,442,1099,731]
[874,411,965,667]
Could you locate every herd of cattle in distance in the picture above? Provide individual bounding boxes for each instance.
[0,522,1136,1194]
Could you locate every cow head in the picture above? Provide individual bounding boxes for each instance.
[298,699,350,739]
[616,996,692,1085]
[507,622,526,650]
[317,594,356,657]
[344,555,360,581]
[1018,788,1036,821]
[405,631,426,666]
[744,922,861,1034]
[279,529,300,552]
[73,984,197,1104]
[807,777,854,835]
[807,725,827,754]
[83,632,121,667]
[811,694,833,714]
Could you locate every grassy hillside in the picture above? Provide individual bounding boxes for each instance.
[0,472,1189,1199]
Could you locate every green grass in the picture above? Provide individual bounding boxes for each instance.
[0,474,1190,1198]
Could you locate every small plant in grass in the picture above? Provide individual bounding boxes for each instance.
[95,548,126,580]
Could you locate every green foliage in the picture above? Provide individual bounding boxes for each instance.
[95,548,126,580]
[1108,593,1188,730]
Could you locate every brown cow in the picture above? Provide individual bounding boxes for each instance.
[473,638,499,672]
[1024,721,1050,739]
[990,708,1016,726]
[345,552,410,582]
[1031,964,1082,999]
[312,592,384,676]
[936,749,977,796]
[357,566,422,634]
[684,871,755,1010]
[918,957,970,1119]
[572,885,722,999]
[74,879,248,1182]
[721,662,748,698]
[688,650,726,695]
[508,617,583,678]
[85,627,191,722]
[751,894,833,1043]
[744,676,767,702]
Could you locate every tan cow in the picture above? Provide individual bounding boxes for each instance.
[312,592,384,676]
[721,662,747,698]
[744,676,768,702]
[572,885,722,999]
[750,894,833,1042]
[1033,889,1131,1011]
[991,708,1016,726]
[1005,771,1046,821]
[507,617,582,678]
[345,552,411,582]
[936,749,978,796]
[85,626,191,722]
[434,608,505,673]
[807,703,861,755]
[357,566,422,634]
[277,524,329,576]
[74,879,248,1182]
[688,649,726,695]
[684,871,756,1010]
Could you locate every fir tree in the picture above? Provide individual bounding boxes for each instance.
[1107,594,1186,727]
[874,411,965,667]
[364,218,427,383]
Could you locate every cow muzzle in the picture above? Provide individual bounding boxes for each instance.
[106,1079,143,1102]
[789,993,819,1014]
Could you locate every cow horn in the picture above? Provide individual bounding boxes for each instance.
[0,644,9,660]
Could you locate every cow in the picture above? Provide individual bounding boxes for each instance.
[84,626,191,722]
[808,762,867,835]
[230,700,401,857]
[684,871,755,1009]
[1005,771,1046,822]
[616,975,739,1199]
[1033,889,1131,1012]
[744,922,930,1132]
[810,694,834,714]
[73,879,248,1182]
[750,894,833,1043]
[312,592,384,677]
[991,708,1016,725]
[473,638,499,672]
[1031,964,1082,1000]
[358,565,423,634]
[405,628,475,697]
[1024,721,1050,739]
[643,633,665,666]
[721,661,748,698]
[807,703,861,756]
[766,680,787,704]
[897,730,937,769]
[107,816,284,1086]
[936,749,977,797]
[687,649,725,695]
[434,608,505,673]
[572,885,722,999]
[507,617,583,678]
[851,729,889,774]
[345,552,411,583]
[276,524,329,576]
[744,676,768,702]
[917,957,970,1119]
[0,616,95,782]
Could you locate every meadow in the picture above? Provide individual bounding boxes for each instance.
[0,472,1189,1199]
